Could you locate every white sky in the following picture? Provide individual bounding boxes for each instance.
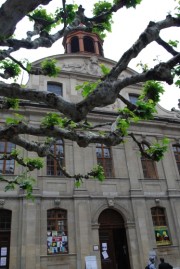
[1,0,180,110]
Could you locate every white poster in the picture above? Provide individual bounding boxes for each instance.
[1,247,7,256]
[102,250,109,259]
[0,257,7,266]
[85,256,98,269]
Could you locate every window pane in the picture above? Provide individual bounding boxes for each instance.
[129,94,139,105]
[47,83,62,96]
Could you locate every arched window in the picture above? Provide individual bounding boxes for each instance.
[47,208,68,254]
[172,144,180,175]
[0,209,12,269]
[47,139,64,176]
[0,141,15,174]
[151,207,171,246]
[71,36,79,53]
[83,36,95,53]
[96,144,113,178]
[141,143,158,179]
[47,82,63,96]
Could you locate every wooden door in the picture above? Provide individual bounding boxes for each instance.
[98,209,131,269]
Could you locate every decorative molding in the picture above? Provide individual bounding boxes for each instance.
[61,56,102,76]
[0,199,5,206]
[107,198,114,208]
[54,199,61,207]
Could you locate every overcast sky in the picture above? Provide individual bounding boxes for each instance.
[1,0,180,110]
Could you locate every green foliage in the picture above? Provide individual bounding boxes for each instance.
[168,40,179,48]
[17,173,36,199]
[41,113,63,127]
[10,148,20,157]
[172,65,180,87]
[99,63,110,75]
[6,98,19,109]
[55,4,78,25]
[5,113,25,125]
[91,165,105,181]
[135,99,157,119]
[76,81,99,97]
[41,59,61,77]
[24,157,44,170]
[0,60,21,79]
[29,7,57,32]
[92,1,113,39]
[174,0,180,17]
[140,80,165,103]
[116,118,130,136]
[145,138,170,161]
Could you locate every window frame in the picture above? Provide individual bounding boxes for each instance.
[96,143,114,178]
[47,208,68,254]
[47,82,63,96]
[172,144,180,175]
[46,139,65,177]
[151,207,171,246]
[141,142,158,179]
[0,141,15,174]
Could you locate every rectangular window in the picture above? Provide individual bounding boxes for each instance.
[151,207,171,246]
[0,142,15,174]
[47,209,68,254]
[47,140,64,176]
[47,82,63,96]
[96,144,113,178]
[129,94,139,105]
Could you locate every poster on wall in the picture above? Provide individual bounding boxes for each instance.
[47,231,68,254]
[1,247,7,256]
[154,226,171,246]
[0,257,7,266]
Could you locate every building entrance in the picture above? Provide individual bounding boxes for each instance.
[98,209,131,269]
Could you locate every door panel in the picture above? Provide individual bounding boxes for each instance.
[0,232,10,269]
[99,229,117,269]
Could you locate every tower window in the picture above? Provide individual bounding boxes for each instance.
[84,36,95,53]
[172,144,180,175]
[71,36,79,53]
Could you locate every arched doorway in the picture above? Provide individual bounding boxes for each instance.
[98,209,131,269]
[0,209,11,269]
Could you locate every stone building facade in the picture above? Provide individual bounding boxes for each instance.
[0,31,180,269]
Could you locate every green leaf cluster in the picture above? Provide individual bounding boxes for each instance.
[168,40,179,48]
[41,59,61,77]
[29,8,57,32]
[172,65,180,87]
[6,113,25,125]
[135,99,157,119]
[92,1,113,39]
[140,81,165,103]
[99,63,110,75]
[116,118,130,136]
[0,60,21,78]
[41,113,77,129]
[6,98,19,109]
[56,4,78,25]
[91,165,105,181]
[24,157,44,170]
[145,138,170,161]
[76,81,99,97]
